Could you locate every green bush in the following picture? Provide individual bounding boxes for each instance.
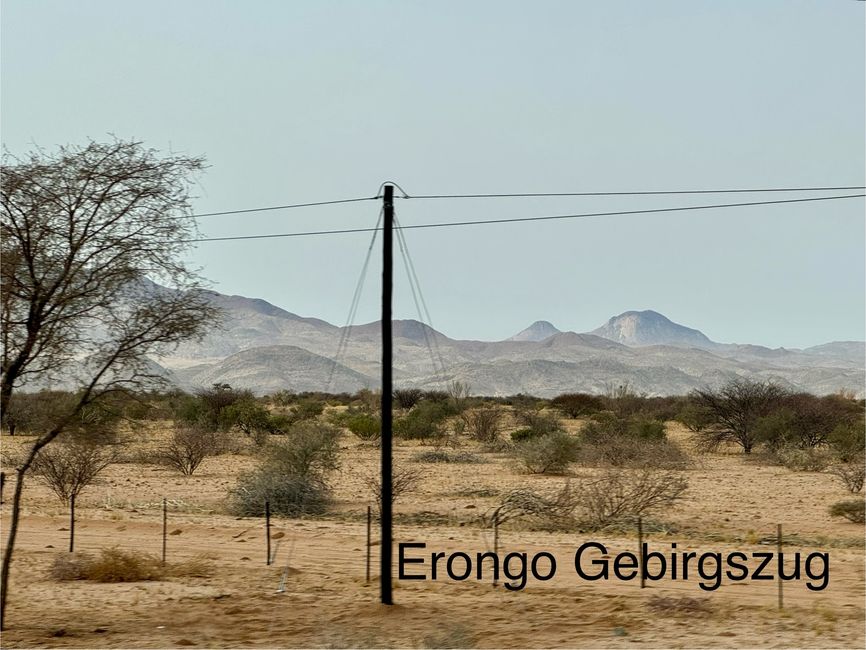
[510,428,539,443]
[829,421,866,463]
[346,413,381,440]
[515,431,580,474]
[230,470,330,517]
[551,393,604,418]
[828,500,865,524]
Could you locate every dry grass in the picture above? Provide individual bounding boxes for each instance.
[49,547,212,582]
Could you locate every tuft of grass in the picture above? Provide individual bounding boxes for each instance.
[50,547,212,582]
[411,450,486,464]
[421,623,475,649]
[647,595,713,617]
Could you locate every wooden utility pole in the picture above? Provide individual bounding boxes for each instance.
[380,184,394,605]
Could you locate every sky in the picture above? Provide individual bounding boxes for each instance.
[2,0,864,348]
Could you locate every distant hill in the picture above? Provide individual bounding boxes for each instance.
[154,286,864,397]
[507,320,561,342]
[591,310,716,348]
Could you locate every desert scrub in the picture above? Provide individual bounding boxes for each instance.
[411,450,485,464]
[514,430,580,474]
[229,421,340,516]
[828,500,865,524]
[50,548,212,582]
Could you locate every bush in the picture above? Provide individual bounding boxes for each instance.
[675,403,715,433]
[772,446,835,472]
[510,428,539,443]
[550,393,604,419]
[393,388,424,410]
[364,466,424,517]
[461,407,504,443]
[577,436,689,470]
[579,469,689,529]
[346,414,381,440]
[30,439,115,502]
[411,450,485,464]
[829,463,865,493]
[829,421,866,463]
[394,402,452,441]
[50,548,211,582]
[828,500,865,524]
[514,431,580,474]
[160,426,221,475]
[513,409,562,436]
[228,421,341,517]
[230,470,330,517]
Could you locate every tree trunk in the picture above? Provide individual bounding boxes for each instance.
[1,465,28,631]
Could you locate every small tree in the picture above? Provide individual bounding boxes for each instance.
[393,388,423,410]
[160,426,220,475]
[551,393,604,419]
[691,379,787,454]
[461,406,504,443]
[30,438,115,503]
[1,140,219,628]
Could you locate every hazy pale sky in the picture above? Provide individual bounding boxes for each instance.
[2,1,864,348]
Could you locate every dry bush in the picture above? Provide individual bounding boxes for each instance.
[461,406,504,443]
[393,388,423,410]
[514,431,580,474]
[828,500,865,524]
[50,548,212,582]
[364,465,425,517]
[411,450,485,464]
[30,439,115,503]
[577,436,689,470]
[772,446,835,472]
[160,426,220,475]
[492,482,581,531]
[647,595,713,617]
[579,469,688,529]
[829,463,865,493]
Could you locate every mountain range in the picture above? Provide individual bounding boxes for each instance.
[150,287,865,398]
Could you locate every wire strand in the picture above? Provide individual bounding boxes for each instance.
[183,193,865,243]
[407,186,866,199]
[185,195,380,220]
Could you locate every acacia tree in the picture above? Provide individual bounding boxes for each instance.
[0,140,219,629]
[690,378,787,454]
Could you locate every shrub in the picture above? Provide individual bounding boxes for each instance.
[514,409,563,436]
[514,431,580,474]
[421,624,475,649]
[160,426,220,475]
[675,403,715,433]
[772,446,835,472]
[579,469,688,529]
[551,393,604,418]
[289,399,324,423]
[393,388,424,410]
[411,450,485,464]
[346,414,381,440]
[828,500,865,524]
[230,470,330,517]
[364,466,424,517]
[421,390,449,403]
[266,421,341,478]
[829,463,865,493]
[394,402,451,441]
[461,407,504,443]
[30,439,115,503]
[50,548,212,582]
[647,595,713,617]
[510,428,538,443]
[577,436,689,470]
[829,421,866,463]
[228,421,341,516]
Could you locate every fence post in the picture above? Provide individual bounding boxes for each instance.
[266,501,271,566]
[777,523,783,610]
[365,505,372,584]
[69,494,75,553]
[638,516,645,589]
[0,471,5,505]
[162,498,167,565]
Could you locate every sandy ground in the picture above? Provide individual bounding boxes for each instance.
[0,420,863,649]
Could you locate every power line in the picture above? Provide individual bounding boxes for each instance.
[183,193,864,243]
[406,186,866,200]
[180,185,865,220]
[185,195,379,219]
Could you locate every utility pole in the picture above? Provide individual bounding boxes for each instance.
[380,184,394,605]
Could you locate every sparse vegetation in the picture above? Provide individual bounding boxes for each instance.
[50,547,212,582]
[829,463,865,493]
[829,500,865,524]
[514,431,580,474]
[461,406,504,443]
[160,426,222,476]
